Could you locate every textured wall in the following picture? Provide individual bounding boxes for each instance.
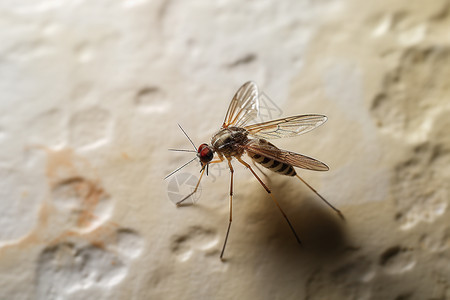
[0,0,449,299]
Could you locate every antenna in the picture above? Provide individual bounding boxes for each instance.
[165,125,199,179]
[178,124,197,151]
[164,157,197,180]
[168,149,196,153]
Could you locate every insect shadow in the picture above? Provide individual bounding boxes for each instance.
[248,176,349,262]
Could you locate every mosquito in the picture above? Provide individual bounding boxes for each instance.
[166,81,344,260]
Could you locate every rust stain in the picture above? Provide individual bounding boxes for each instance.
[45,148,76,183]
[78,181,106,229]
[48,221,118,250]
[0,147,118,257]
[53,176,108,229]
[121,152,130,160]
[45,148,106,231]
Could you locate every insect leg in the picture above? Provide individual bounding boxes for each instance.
[220,157,234,261]
[209,159,224,164]
[295,174,345,220]
[236,157,302,246]
[176,167,206,206]
[176,158,224,206]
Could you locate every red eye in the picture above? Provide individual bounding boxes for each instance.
[198,144,214,163]
[198,144,208,153]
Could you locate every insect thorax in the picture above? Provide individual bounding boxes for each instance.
[211,127,248,157]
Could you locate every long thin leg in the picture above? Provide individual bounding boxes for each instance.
[236,157,302,246]
[176,159,224,206]
[176,167,206,206]
[220,157,234,260]
[295,174,345,220]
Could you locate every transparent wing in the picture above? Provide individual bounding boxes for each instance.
[243,140,329,171]
[244,115,327,139]
[222,81,259,128]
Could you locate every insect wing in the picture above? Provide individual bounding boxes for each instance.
[222,81,259,128]
[244,141,329,171]
[244,115,327,139]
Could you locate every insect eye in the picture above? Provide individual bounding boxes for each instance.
[197,143,208,154]
[200,147,214,162]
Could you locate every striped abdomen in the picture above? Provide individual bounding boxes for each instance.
[249,153,296,176]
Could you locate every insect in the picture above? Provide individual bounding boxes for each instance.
[166,81,344,260]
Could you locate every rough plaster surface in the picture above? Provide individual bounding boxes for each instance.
[0,0,449,299]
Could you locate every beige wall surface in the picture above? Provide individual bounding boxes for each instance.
[0,0,449,299]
